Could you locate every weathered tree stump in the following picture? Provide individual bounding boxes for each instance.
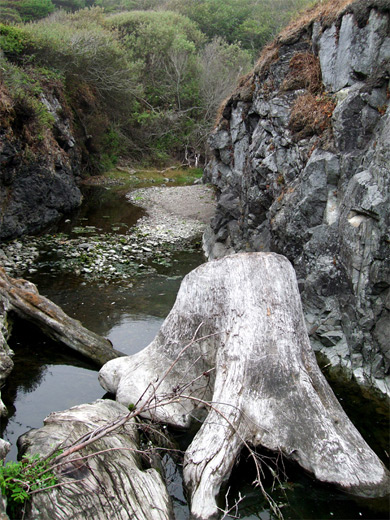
[18,400,173,520]
[99,252,390,519]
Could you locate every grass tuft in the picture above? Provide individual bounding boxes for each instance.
[288,92,336,139]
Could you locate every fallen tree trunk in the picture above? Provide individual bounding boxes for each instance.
[0,267,125,416]
[18,400,173,520]
[99,252,390,519]
[0,267,124,366]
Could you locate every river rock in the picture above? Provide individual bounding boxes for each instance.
[18,399,173,520]
[203,1,390,398]
[99,252,390,520]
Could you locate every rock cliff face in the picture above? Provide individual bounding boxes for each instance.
[0,85,83,240]
[204,0,390,397]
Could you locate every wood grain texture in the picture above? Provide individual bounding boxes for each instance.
[100,252,390,519]
[19,400,173,520]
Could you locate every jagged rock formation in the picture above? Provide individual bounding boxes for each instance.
[203,0,390,397]
[0,85,83,239]
[99,252,390,520]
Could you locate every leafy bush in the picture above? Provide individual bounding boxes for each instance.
[0,6,23,23]
[52,0,88,10]
[16,9,140,106]
[0,24,32,58]
[0,56,57,143]
[0,0,55,22]
[99,126,126,169]
[94,0,161,12]
[0,452,60,516]
[198,37,251,119]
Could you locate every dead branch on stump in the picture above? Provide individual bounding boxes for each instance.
[99,252,390,519]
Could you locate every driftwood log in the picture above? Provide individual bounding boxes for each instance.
[99,252,390,520]
[0,267,124,365]
[0,267,124,416]
[18,400,173,520]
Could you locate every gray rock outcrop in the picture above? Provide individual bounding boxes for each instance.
[203,0,390,397]
[0,88,82,239]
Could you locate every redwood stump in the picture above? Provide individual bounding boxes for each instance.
[99,253,390,519]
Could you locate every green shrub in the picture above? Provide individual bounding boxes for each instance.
[0,0,55,22]
[17,9,140,106]
[1,58,56,138]
[99,126,126,170]
[0,24,31,58]
[0,7,23,23]
[52,0,87,11]
[0,452,60,516]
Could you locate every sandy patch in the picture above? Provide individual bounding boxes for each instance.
[127,185,215,243]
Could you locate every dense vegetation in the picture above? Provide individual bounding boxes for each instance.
[0,0,314,170]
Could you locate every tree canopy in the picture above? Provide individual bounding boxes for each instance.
[0,0,314,167]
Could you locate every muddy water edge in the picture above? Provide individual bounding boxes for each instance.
[0,182,389,520]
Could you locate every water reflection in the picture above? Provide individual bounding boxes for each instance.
[47,185,144,237]
[0,320,103,461]
[108,315,163,355]
[25,251,204,344]
[229,450,390,520]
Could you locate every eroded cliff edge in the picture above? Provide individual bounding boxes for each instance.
[204,0,390,397]
[0,76,84,240]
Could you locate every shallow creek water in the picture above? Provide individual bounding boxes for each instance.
[0,186,389,520]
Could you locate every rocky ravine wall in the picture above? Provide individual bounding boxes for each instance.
[0,87,83,240]
[204,1,390,398]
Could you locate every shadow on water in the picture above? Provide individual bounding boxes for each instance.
[0,317,103,462]
[46,185,145,237]
[226,444,390,520]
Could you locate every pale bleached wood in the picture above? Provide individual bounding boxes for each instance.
[18,400,173,520]
[99,252,390,520]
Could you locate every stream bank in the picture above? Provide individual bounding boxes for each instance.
[0,181,388,520]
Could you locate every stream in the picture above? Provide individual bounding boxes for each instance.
[0,185,389,520]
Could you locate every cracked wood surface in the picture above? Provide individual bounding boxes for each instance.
[0,268,124,367]
[19,400,173,520]
[99,252,390,519]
